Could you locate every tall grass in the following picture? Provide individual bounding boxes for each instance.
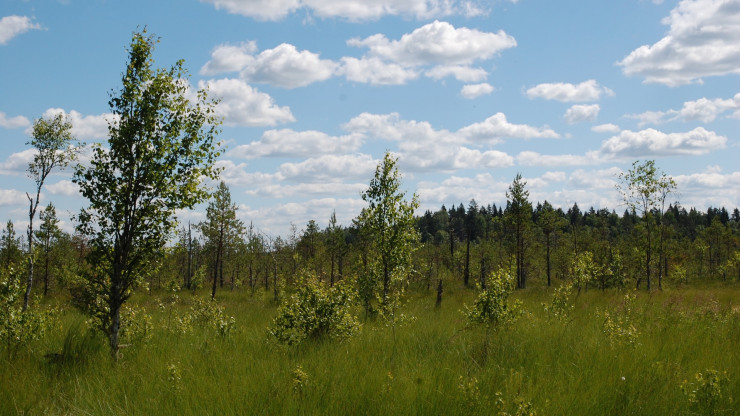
[2,283,739,415]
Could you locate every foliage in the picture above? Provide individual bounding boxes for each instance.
[270,273,359,346]
[463,267,522,330]
[0,265,55,356]
[356,152,419,314]
[23,112,77,310]
[599,293,640,348]
[681,369,731,415]
[542,282,575,321]
[292,364,309,396]
[72,29,221,358]
[506,173,531,289]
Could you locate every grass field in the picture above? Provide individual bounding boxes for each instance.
[2,282,739,415]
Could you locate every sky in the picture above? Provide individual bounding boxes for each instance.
[1,0,739,238]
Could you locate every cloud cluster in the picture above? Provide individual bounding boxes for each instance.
[627,93,740,126]
[525,80,614,102]
[201,21,515,89]
[40,108,115,140]
[0,15,42,45]
[619,0,740,86]
[564,104,600,124]
[0,112,30,129]
[200,0,490,21]
[600,127,727,158]
[199,78,295,126]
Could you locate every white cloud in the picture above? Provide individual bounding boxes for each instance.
[278,153,378,181]
[458,112,560,142]
[228,128,362,159]
[619,0,740,86]
[453,147,513,169]
[344,112,461,144]
[199,0,301,21]
[0,112,30,129]
[425,65,488,82]
[215,160,282,187]
[0,149,35,175]
[199,78,294,126]
[247,182,366,198]
[417,173,510,205]
[525,80,614,102]
[0,15,43,45]
[348,20,516,66]
[200,0,488,21]
[516,151,601,167]
[339,57,418,85]
[460,83,494,99]
[564,104,600,124]
[592,123,621,133]
[599,127,727,158]
[45,180,79,197]
[40,108,115,140]
[240,43,338,88]
[626,110,669,127]
[200,41,257,75]
[627,93,740,125]
[0,189,26,206]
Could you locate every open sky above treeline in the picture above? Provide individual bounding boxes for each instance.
[1,0,739,237]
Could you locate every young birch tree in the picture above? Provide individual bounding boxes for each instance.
[617,160,676,290]
[73,30,221,358]
[23,113,76,310]
[356,152,419,316]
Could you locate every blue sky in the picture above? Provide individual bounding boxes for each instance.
[1,0,739,237]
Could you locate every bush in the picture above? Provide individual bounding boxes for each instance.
[463,267,521,330]
[270,274,359,346]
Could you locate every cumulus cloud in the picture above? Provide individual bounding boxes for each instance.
[460,83,494,99]
[45,180,79,197]
[0,112,30,129]
[344,112,461,144]
[200,41,258,75]
[0,15,43,45]
[278,153,378,181]
[247,182,367,199]
[339,57,418,85]
[215,160,282,187]
[599,127,727,158]
[516,151,601,167]
[40,108,115,140]
[525,80,614,102]
[199,78,294,126]
[564,104,600,124]
[240,43,338,88]
[417,173,510,206]
[228,128,363,159]
[627,93,740,125]
[200,0,489,21]
[458,112,560,142]
[592,123,621,133]
[453,147,513,169]
[0,189,26,206]
[425,65,488,82]
[618,0,740,86]
[0,149,35,175]
[348,20,516,66]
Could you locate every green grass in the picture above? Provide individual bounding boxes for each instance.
[2,283,739,415]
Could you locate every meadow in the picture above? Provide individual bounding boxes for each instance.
[2,281,738,415]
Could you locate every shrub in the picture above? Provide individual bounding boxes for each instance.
[270,274,359,346]
[463,267,521,330]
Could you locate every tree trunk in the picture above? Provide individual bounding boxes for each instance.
[464,239,471,286]
[546,233,552,287]
[435,279,443,308]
